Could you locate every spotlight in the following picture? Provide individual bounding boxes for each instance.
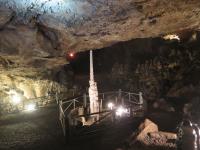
[66,52,76,61]
[68,52,75,58]
[107,102,114,110]
[11,95,21,105]
[69,53,74,57]
[116,106,128,117]
[25,103,36,112]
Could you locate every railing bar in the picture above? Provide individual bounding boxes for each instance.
[75,110,111,118]
[121,91,139,95]
[64,101,73,113]
[62,100,74,105]
[128,101,141,105]
[122,91,139,95]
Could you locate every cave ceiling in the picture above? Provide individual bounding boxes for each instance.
[0,0,200,68]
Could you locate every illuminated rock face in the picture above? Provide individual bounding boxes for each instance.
[0,66,70,114]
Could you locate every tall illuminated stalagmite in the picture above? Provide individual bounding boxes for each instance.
[88,50,99,118]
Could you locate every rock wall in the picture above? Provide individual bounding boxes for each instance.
[0,60,74,114]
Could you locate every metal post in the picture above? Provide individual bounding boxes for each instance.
[101,99,102,111]
[139,92,143,104]
[55,92,58,103]
[118,89,122,103]
[83,93,87,108]
[63,117,66,136]
[99,100,100,113]
[73,99,76,109]
[128,92,131,102]
[59,101,62,120]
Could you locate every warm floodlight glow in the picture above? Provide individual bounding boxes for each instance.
[25,103,36,112]
[12,95,21,105]
[108,102,114,110]
[116,106,128,117]
[163,34,180,41]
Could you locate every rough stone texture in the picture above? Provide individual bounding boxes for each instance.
[1,0,200,114]
[0,8,13,28]
[136,119,177,149]
[0,0,200,67]
[0,67,58,114]
[148,131,177,148]
[137,119,159,145]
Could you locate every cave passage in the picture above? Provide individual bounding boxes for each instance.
[65,32,200,117]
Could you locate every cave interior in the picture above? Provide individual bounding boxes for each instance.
[1,0,200,150]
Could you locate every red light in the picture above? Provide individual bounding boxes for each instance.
[69,52,75,58]
[66,51,76,61]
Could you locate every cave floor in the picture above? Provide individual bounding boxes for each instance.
[0,104,140,150]
[0,104,65,150]
[0,103,181,150]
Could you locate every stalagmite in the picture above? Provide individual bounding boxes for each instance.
[88,50,99,120]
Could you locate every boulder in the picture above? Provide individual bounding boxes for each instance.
[137,119,159,145]
[136,119,177,149]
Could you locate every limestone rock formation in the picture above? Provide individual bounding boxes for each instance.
[135,119,177,149]
[136,119,159,145]
[1,0,200,114]
[1,0,200,67]
[148,132,177,148]
[0,59,75,114]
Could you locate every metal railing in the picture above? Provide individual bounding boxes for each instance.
[58,89,144,136]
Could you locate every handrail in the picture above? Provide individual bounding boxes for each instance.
[58,90,144,136]
[99,91,118,95]
[121,91,140,95]
[60,91,142,104]
[61,95,83,102]
[59,90,143,114]
[63,101,73,113]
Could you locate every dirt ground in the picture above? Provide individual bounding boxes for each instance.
[0,105,65,150]
[0,103,181,150]
[0,104,143,150]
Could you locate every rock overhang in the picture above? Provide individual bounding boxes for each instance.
[0,0,200,67]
